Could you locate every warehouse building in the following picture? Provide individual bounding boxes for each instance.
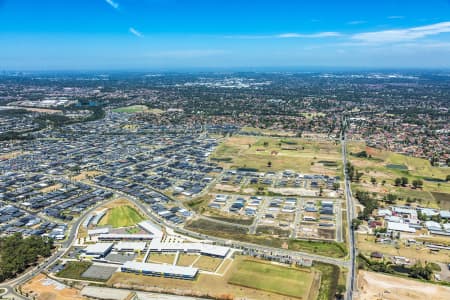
[98,233,154,241]
[114,241,146,252]
[149,240,230,258]
[121,261,198,280]
[83,243,114,258]
[138,220,164,240]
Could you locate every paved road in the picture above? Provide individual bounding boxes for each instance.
[86,181,350,267]
[1,166,352,299]
[0,197,118,299]
[341,125,358,300]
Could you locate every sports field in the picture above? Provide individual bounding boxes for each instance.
[229,259,316,299]
[98,205,145,228]
[210,135,341,175]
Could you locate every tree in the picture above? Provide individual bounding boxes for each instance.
[267,161,272,168]
[412,179,423,189]
[409,263,433,280]
[356,172,364,182]
[385,193,397,204]
[333,182,340,191]
[394,178,402,186]
[352,218,362,230]
[370,177,377,185]
[401,177,409,186]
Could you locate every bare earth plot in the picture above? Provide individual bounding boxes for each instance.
[22,274,85,300]
[357,270,450,300]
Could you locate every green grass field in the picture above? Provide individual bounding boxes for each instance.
[56,261,92,280]
[98,205,145,228]
[210,135,341,175]
[229,259,315,299]
[112,105,148,113]
[348,141,450,207]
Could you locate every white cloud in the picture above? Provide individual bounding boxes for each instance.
[277,32,341,38]
[227,32,341,39]
[104,0,119,9]
[348,20,366,25]
[146,49,228,58]
[352,21,450,43]
[388,16,404,19]
[129,27,142,37]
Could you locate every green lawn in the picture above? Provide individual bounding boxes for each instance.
[313,263,340,300]
[56,261,92,280]
[288,240,348,258]
[112,105,148,113]
[98,205,145,228]
[229,259,315,298]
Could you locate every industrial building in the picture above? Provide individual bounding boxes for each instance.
[121,261,198,280]
[114,241,147,252]
[149,240,230,258]
[83,243,114,258]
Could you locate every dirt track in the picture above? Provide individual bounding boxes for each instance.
[357,270,450,300]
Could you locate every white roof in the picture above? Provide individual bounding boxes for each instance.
[138,221,164,239]
[421,208,439,217]
[443,223,450,232]
[385,215,402,223]
[114,241,146,251]
[88,228,110,235]
[84,243,113,254]
[387,222,416,233]
[149,240,230,257]
[425,221,442,231]
[440,211,450,218]
[98,234,154,240]
[122,261,198,277]
[392,207,417,216]
[377,209,392,217]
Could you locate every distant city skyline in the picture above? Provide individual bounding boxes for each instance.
[1,0,450,70]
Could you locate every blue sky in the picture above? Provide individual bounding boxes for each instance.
[1,0,450,70]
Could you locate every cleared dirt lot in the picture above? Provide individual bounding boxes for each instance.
[22,274,85,300]
[357,270,450,300]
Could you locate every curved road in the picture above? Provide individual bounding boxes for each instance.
[0,197,118,299]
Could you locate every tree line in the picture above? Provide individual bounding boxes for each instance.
[0,233,53,282]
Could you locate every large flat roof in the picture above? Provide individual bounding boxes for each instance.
[138,220,164,238]
[150,240,230,257]
[387,222,416,233]
[114,241,146,251]
[84,242,114,254]
[122,261,198,277]
[98,233,154,240]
